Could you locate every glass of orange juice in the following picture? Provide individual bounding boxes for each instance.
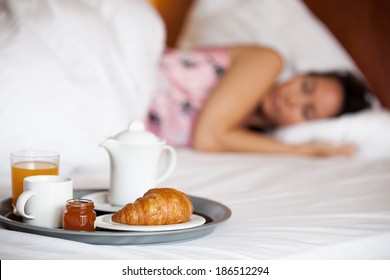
[11,151,60,208]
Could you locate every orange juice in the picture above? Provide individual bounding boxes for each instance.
[11,161,59,206]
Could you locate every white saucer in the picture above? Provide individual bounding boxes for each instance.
[81,191,122,212]
[96,214,206,232]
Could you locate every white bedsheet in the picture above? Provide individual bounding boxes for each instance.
[1,150,390,260]
[1,0,389,260]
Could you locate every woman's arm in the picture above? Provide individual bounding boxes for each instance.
[192,46,354,157]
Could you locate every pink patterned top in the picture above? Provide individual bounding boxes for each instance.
[145,48,230,147]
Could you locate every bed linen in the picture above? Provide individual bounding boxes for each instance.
[1,0,390,172]
[1,150,390,259]
[1,0,390,260]
[0,0,165,173]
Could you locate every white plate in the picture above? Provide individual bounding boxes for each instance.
[81,191,122,212]
[96,214,206,232]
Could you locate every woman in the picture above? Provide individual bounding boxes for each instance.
[146,46,372,157]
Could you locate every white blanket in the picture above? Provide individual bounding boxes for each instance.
[1,0,390,260]
[1,150,390,259]
[0,0,165,173]
[1,0,390,175]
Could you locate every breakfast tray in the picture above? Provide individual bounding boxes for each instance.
[0,189,231,245]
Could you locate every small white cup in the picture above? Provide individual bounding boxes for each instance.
[16,175,73,228]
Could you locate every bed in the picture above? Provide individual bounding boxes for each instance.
[1,0,390,260]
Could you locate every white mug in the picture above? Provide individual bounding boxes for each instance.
[16,175,73,228]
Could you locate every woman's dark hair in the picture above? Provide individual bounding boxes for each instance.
[309,71,372,116]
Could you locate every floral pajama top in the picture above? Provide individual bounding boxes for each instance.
[145,48,230,147]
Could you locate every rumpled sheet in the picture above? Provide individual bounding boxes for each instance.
[1,150,390,259]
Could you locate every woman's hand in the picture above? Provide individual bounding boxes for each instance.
[302,141,356,157]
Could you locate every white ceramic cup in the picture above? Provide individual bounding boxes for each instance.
[16,175,73,228]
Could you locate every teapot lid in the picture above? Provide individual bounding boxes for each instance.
[114,120,160,144]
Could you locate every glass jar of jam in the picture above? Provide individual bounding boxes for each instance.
[63,199,96,232]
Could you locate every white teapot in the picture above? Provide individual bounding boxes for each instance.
[100,120,177,206]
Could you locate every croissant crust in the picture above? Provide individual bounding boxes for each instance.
[112,188,193,225]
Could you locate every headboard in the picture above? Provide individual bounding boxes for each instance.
[149,0,194,48]
[150,0,390,109]
[302,0,390,109]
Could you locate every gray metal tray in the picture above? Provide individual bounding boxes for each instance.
[0,190,231,245]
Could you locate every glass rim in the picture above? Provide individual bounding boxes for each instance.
[66,199,95,209]
[10,150,60,159]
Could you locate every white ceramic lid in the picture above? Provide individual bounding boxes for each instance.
[113,120,160,145]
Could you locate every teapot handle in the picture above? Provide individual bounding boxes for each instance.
[156,145,177,184]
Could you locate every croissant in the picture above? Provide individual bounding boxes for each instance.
[111,188,194,225]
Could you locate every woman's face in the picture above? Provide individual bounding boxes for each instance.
[261,75,344,126]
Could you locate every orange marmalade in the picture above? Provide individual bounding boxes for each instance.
[63,199,96,232]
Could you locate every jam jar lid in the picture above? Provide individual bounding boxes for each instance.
[66,198,94,209]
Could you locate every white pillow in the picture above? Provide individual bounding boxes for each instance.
[272,109,390,159]
[179,0,358,82]
[0,0,165,174]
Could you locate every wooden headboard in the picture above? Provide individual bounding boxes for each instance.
[149,0,194,48]
[150,0,390,109]
[303,0,390,109]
